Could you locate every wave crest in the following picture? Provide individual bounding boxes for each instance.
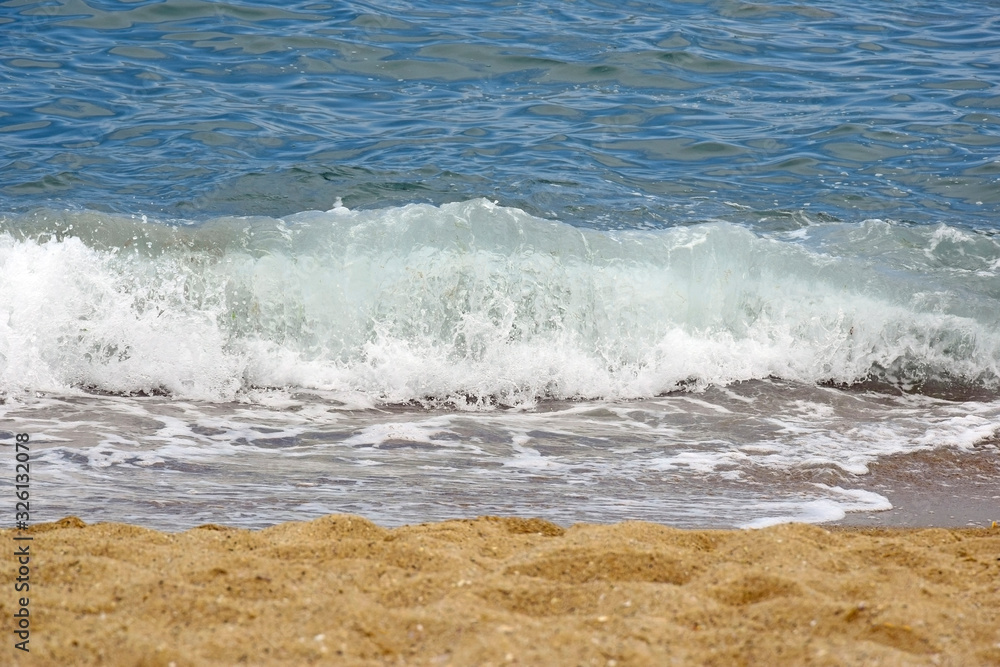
[2,199,998,404]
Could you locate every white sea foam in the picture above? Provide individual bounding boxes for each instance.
[5,381,998,530]
[740,487,894,529]
[2,200,999,405]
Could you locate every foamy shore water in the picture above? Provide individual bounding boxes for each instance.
[3,382,998,532]
[3,200,999,531]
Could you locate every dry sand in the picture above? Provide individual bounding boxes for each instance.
[3,516,999,666]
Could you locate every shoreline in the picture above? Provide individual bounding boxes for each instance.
[832,445,1000,529]
[4,515,999,666]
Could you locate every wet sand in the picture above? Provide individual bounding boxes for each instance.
[834,445,1000,528]
[3,515,999,666]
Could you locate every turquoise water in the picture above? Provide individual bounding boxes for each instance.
[1,0,999,530]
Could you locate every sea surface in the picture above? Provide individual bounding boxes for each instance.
[2,0,999,530]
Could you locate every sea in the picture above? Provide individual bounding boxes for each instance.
[2,0,998,531]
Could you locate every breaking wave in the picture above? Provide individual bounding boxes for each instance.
[2,199,998,405]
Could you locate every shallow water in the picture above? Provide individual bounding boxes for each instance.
[2,0,999,529]
[4,380,997,531]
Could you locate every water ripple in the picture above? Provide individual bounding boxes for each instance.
[1,0,998,227]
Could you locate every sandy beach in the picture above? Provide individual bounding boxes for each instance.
[3,515,999,666]
[5,1,1000,665]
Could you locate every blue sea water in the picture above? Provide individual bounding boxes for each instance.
[1,0,999,530]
